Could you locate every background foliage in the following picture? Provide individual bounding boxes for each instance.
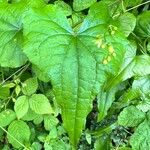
[0,0,150,149]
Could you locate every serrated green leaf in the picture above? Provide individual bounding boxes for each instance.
[33,115,43,125]
[22,77,38,96]
[118,105,145,127]
[57,126,66,137]
[23,2,133,147]
[50,140,71,150]
[137,101,150,113]
[31,142,42,150]
[29,94,53,114]
[130,120,150,150]
[44,143,53,150]
[7,120,31,149]
[14,95,29,119]
[22,108,37,121]
[44,115,59,131]
[55,1,72,17]
[73,0,96,11]
[0,109,16,127]
[0,3,27,67]
[49,126,57,139]
[135,11,150,38]
[0,86,10,99]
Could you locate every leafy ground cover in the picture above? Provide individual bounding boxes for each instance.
[0,0,150,149]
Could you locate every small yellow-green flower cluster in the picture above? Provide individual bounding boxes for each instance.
[108,25,118,35]
[94,35,106,49]
[93,35,116,65]
[94,35,103,48]
[102,45,116,65]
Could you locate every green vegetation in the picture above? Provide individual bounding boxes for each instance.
[0,0,150,149]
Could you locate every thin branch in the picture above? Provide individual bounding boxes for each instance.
[0,63,30,86]
[0,126,29,150]
[125,0,150,12]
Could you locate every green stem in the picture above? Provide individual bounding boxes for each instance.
[125,0,150,12]
[0,126,29,150]
[0,63,30,86]
[88,123,117,137]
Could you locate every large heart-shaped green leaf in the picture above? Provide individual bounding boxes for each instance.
[23,2,131,147]
[0,3,27,67]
